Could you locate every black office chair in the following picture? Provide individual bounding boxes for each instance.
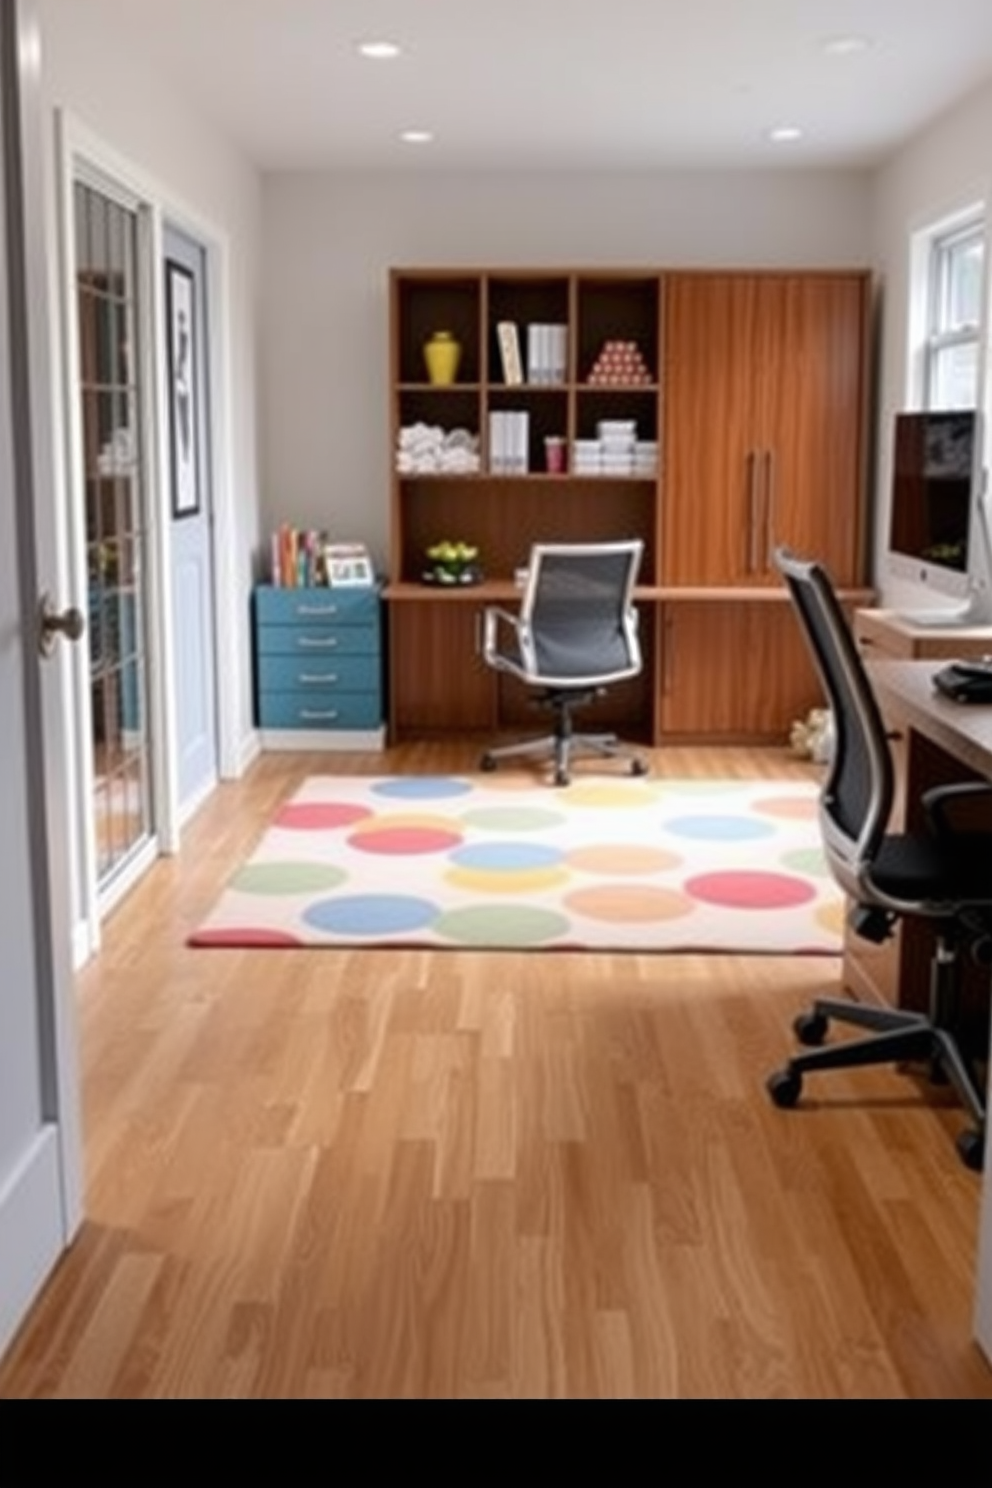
[766,546,991,1171]
[479,539,649,787]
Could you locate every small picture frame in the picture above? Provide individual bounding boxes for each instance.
[165,260,199,519]
[325,551,375,588]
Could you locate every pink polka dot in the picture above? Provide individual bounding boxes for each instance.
[189,928,303,946]
[349,825,462,855]
[685,870,816,910]
[276,802,372,831]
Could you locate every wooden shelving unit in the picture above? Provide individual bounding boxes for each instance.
[385,266,873,745]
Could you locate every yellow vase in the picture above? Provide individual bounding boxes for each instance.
[423,330,462,386]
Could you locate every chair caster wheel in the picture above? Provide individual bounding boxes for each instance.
[956,1128,985,1172]
[554,770,570,787]
[794,1011,828,1047]
[766,1067,802,1108]
[480,755,497,772]
[630,759,649,777]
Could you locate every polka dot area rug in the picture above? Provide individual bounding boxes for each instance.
[188,774,844,953]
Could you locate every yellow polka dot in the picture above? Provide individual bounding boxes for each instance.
[564,782,664,810]
[445,865,571,895]
[815,898,845,936]
[567,844,682,875]
[565,884,696,923]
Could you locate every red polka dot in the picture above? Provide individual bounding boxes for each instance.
[188,928,303,946]
[276,802,372,830]
[685,870,816,910]
[349,826,462,855]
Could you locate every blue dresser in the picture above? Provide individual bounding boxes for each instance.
[253,585,385,748]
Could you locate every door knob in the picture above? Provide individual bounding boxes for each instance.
[38,592,85,658]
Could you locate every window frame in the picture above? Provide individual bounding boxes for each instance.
[924,216,985,410]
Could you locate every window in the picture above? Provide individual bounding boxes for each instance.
[925,219,985,409]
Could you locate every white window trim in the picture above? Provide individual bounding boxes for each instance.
[907,200,986,411]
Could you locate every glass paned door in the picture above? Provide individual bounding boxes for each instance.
[74,181,153,886]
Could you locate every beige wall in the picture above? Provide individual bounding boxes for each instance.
[260,168,874,569]
[37,0,264,759]
[871,76,992,608]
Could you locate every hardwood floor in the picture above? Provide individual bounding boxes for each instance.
[2,742,991,1398]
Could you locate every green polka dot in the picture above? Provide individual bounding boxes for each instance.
[460,806,566,832]
[781,846,831,878]
[433,903,569,946]
[231,861,348,895]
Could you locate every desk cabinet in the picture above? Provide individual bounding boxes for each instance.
[845,608,992,1015]
[253,586,385,749]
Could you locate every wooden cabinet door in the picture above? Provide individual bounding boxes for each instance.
[660,602,822,739]
[662,275,763,585]
[388,603,495,737]
[756,276,867,584]
[663,273,867,588]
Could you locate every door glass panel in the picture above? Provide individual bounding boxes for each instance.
[74,181,153,889]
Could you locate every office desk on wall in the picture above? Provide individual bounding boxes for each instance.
[863,658,992,1364]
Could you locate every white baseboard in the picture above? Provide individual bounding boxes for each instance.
[235,729,262,777]
[0,1129,65,1362]
[258,727,387,751]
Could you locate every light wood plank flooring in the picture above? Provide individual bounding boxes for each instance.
[2,743,991,1398]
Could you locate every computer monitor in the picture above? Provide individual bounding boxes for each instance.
[887,408,992,626]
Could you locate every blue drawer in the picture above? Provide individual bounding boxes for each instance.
[258,691,382,730]
[258,654,380,694]
[255,586,379,627]
[256,625,379,658]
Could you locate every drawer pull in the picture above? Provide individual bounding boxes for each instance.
[301,709,339,721]
[297,637,338,649]
[299,673,338,684]
[297,604,338,617]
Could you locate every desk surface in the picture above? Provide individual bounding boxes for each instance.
[867,657,992,1362]
[867,659,992,779]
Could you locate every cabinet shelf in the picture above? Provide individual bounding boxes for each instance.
[397,382,661,395]
[398,382,484,393]
[395,472,658,484]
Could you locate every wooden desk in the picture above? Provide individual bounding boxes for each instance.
[862,658,992,1363]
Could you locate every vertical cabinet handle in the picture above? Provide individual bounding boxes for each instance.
[662,614,675,695]
[763,449,776,569]
[746,452,760,574]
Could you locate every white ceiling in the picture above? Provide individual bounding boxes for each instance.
[86,0,992,172]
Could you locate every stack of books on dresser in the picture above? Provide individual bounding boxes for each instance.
[495,321,567,385]
[489,410,530,473]
[571,421,658,477]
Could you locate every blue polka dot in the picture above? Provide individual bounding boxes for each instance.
[371,777,473,800]
[450,841,565,871]
[303,894,438,936]
[664,814,776,842]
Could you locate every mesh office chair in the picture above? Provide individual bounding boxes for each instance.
[767,547,992,1170]
[480,540,649,787]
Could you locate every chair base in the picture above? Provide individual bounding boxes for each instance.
[766,994,987,1171]
[480,730,649,788]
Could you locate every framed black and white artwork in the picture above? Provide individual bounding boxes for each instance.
[165,260,199,519]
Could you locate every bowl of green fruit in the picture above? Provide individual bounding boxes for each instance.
[422,540,483,586]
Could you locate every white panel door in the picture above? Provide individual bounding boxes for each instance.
[164,225,218,812]
[0,0,83,1361]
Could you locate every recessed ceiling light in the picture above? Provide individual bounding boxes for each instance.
[821,34,872,57]
[767,125,804,144]
[400,130,434,145]
[358,40,401,60]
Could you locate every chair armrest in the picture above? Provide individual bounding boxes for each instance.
[922,781,992,836]
[482,605,523,662]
